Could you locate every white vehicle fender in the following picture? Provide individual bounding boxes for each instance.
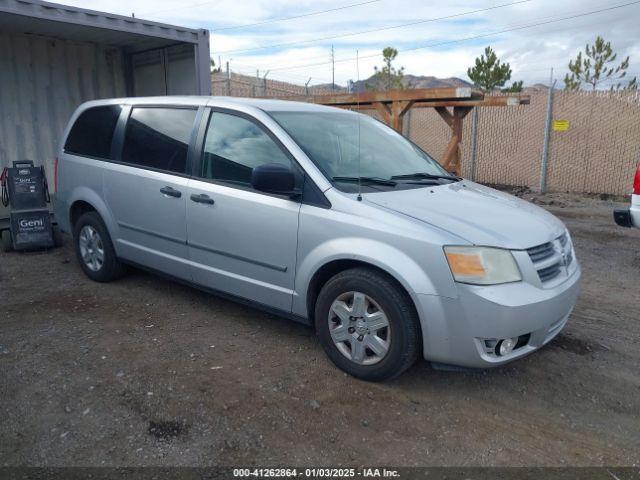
[292,236,452,318]
[67,186,118,241]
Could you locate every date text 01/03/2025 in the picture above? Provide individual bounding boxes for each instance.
[232,468,400,478]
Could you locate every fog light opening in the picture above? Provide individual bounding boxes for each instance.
[496,337,518,356]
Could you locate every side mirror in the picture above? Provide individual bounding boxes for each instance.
[251,163,300,197]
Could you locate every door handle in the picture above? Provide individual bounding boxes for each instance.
[160,186,181,198]
[190,193,215,205]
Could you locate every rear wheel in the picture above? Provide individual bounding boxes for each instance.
[73,212,124,282]
[315,267,420,381]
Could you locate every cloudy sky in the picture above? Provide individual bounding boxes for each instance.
[58,0,640,88]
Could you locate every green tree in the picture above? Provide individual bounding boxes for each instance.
[368,47,405,91]
[467,46,512,92]
[502,80,524,93]
[564,36,636,91]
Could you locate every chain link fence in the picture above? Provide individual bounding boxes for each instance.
[389,90,639,196]
[213,72,640,196]
[212,71,337,97]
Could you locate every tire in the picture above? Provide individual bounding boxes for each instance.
[1,230,12,252]
[73,211,124,282]
[315,267,420,381]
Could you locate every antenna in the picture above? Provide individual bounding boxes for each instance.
[356,50,362,202]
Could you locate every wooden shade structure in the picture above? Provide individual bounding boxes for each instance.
[303,88,530,174]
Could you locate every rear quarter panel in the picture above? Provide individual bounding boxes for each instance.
[55,100,123,235]
[55,154,114,235]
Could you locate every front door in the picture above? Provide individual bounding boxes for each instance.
[104,106,198,280]
[186,110,301,311]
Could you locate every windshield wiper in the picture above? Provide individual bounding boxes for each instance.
[332,176,397,186]
[390,172,460,182]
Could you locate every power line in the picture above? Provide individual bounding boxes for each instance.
[217,0,533,54]
[229,60,334,84]
[232,51,335,65]
[148,0,382,30]
[249,13,633,76]
[213,0,382,32]
[265,1,640,73]
[140,0,220,16]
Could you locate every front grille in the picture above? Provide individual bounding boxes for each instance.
[527,232,573,284]
[537,263,562,282]
[527,242,555,263]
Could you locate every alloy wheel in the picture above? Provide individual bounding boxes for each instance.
[78,225,105,272]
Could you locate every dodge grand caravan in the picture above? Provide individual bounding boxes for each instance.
[55,97,581,380]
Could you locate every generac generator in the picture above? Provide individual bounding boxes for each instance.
[1,160,59,252]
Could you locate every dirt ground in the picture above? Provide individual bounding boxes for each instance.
[1,192,639,467]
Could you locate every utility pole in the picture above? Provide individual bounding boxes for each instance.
[540,68,555,194]
[255,69,260,97]
[226,61,230,96]
[263,70,270,97]
[305,77,312,97]
[469,107,479,181]
[331,45,335,92]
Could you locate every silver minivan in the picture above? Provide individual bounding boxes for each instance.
[55,96,581,380]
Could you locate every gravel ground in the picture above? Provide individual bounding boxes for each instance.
[1,192,639,467]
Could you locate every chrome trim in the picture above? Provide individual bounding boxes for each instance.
[187,240,288,272]
[117,222,287,272]
[527,233,574,284]
[117,221,185,245]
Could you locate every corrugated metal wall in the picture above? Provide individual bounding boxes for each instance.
[0,31,126,188]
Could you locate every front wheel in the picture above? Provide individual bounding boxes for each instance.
[315,268,420,381]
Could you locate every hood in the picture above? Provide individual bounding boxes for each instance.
[364,181,566,249]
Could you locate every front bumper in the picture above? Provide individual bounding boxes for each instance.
[614,208,633,228]
[614,194,639,229]
[415,262,581,368]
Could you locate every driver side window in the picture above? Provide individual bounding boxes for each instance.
[200,112,292,186]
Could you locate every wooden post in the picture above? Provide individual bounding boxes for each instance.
[297,88,530,175]
[373,102,391,124]
[436,106,472,175]
[391,100,414,133]
[373,100,414,133]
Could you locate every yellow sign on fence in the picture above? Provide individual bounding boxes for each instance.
[553,120,569,131]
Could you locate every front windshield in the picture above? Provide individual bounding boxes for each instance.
[270,111,452,189]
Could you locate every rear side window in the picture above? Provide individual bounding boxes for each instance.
[64,105,121,159]
[121,107,196,174]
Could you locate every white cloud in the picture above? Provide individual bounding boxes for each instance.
[55,0,640,87]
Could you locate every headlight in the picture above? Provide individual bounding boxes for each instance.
[444,246,522,285]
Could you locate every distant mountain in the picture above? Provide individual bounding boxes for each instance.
[311,83,348,93]
[348,74,473,92]
[524,83,551,92]
[212,71,476,97]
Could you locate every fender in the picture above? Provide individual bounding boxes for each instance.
[291,236,456,318]
[67,186,120,251]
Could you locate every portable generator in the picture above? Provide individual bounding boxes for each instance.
[1,160,59,252]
